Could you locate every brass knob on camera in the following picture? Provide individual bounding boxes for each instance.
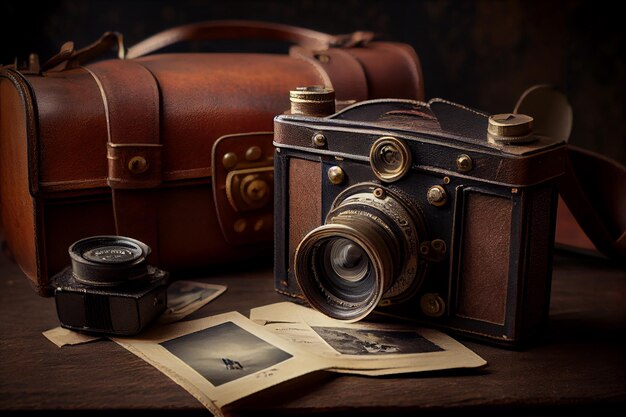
[312,133,327,147]
[327,166,345,185]
[427,185,448,207]
[420,293,445,317]
[290,86,336,116]
[488,113,535,144]
[370,136,411,182]
[456,154,472,172]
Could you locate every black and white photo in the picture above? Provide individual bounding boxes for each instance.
[160,321,293,386]
[311,327,443,355]
[113,312,328,412]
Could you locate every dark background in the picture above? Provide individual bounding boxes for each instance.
[2,0,624,164]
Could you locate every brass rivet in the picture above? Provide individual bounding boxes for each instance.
[223,152,238,169]
[427,185,448,207]
[420,293,446,317]
[419,242,430,255]
[254,219,264,232]
[128,156,149,174]
[234,219,246,233]
[456,154,473,172]
[373,188,385,199]
[511,188,519,194]
[327,166,344,185]
[312,133,326,147]
[443,176,450,184]
[245,146,262,161]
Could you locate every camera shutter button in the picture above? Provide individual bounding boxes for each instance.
[488,113,535,144]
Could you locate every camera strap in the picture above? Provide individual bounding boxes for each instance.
[515,85,625,259]
[558,145,626,259]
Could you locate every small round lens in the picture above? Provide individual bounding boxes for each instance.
[68,236,152,285]
[328,238,369,282]
[369,136,411,182]
[380,145,402,169]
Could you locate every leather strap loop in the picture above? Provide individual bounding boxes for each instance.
[84,60,162,263]
[126,20,374,59]
[42,32,125,72]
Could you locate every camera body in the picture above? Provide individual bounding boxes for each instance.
[53,236,169,336]
[274,92,566,346]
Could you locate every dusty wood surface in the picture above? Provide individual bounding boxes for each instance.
[0,251,624,416]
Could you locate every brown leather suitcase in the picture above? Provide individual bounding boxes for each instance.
[0,20,425,295]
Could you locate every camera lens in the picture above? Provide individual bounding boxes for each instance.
[296,223,390,321]
[326,238,369,282]
[295,184,425,321]
[82,245,142,264]
[53,235,169,336]
[69,236,151,286]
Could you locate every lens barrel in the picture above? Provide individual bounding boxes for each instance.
[294,184,423,321]
[69,235,152,286]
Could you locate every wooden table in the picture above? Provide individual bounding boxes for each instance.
[0,250,624,416]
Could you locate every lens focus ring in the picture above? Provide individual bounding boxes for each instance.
[294,184,425,322]
[295,222,394,322]
[69,236,151,286]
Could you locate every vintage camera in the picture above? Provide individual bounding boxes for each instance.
[274,87,566,346]
[52,236,169,336]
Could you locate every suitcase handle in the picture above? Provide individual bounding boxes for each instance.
[125,20,374,59]
[43,20,374,71]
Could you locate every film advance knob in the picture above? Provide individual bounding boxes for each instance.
[488,113,535,144]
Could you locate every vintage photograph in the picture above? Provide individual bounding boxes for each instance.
[112,312,330,412]
[310,327,443,355]
[160,321,293,387]
[250,302,486,375]
[160,281,227,323]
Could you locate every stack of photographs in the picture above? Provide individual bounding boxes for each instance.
[112,302,486,415]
